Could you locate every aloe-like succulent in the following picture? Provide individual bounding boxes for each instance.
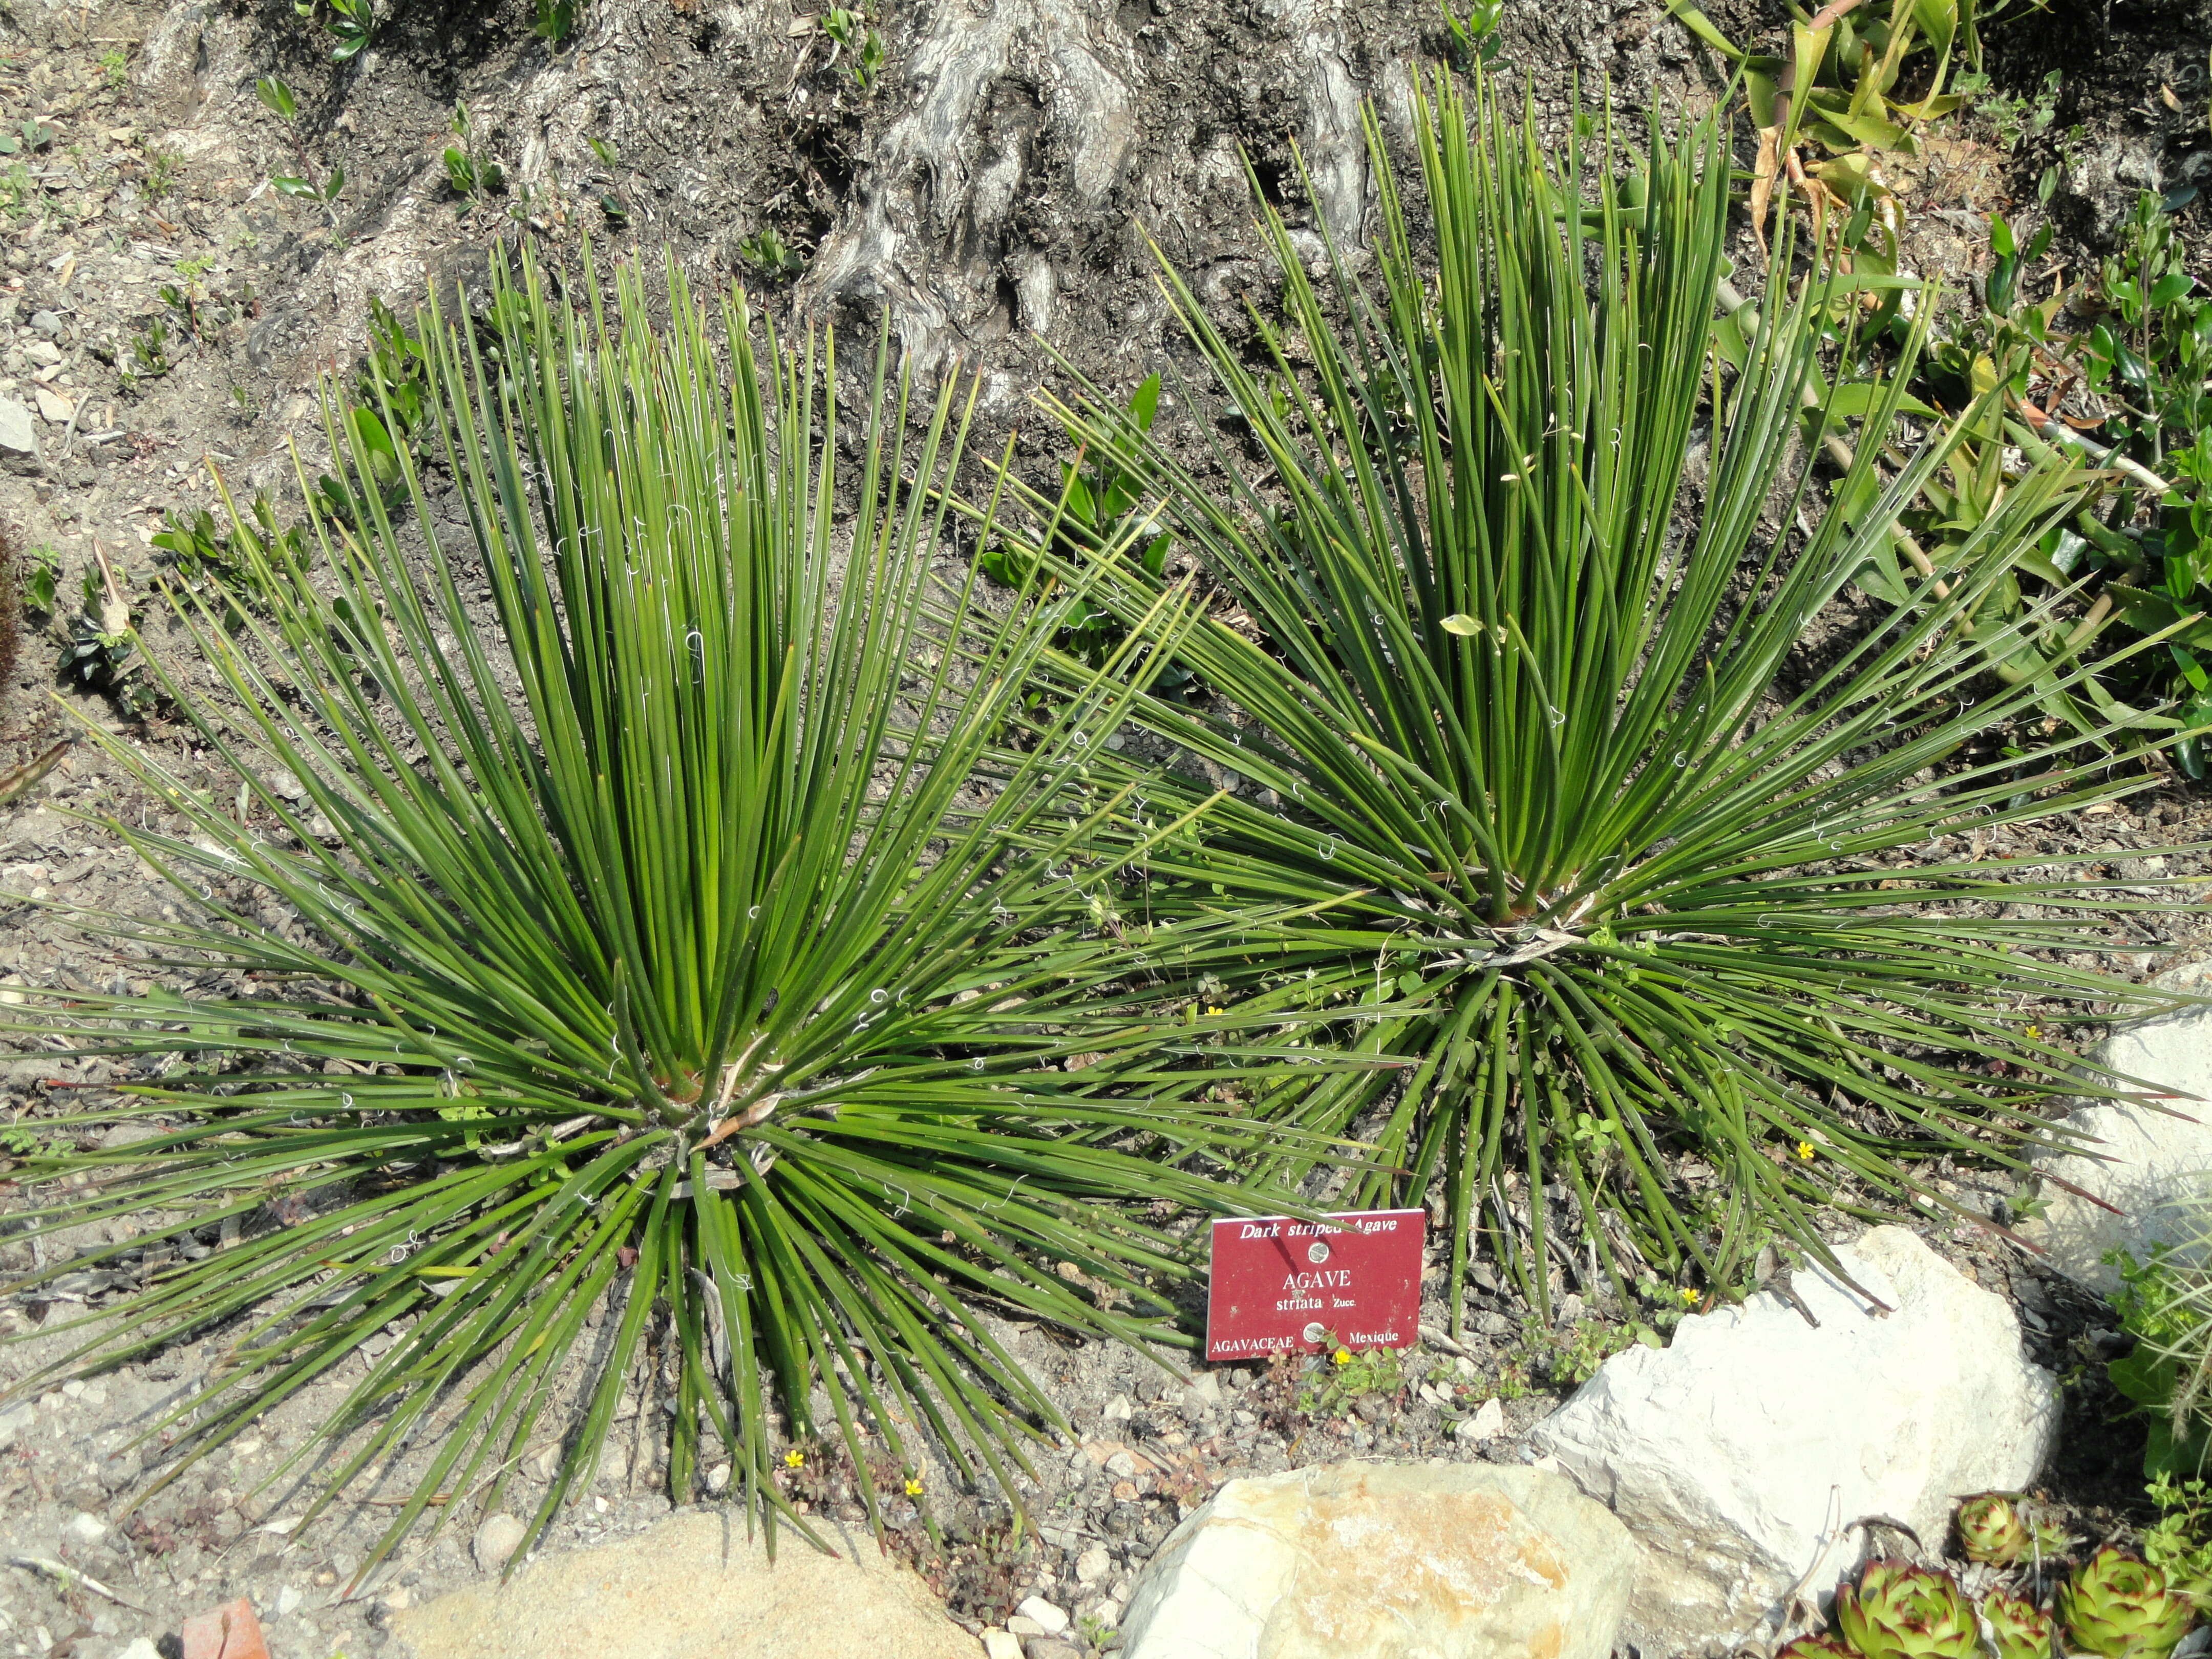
[2058,1549,2196,1659]
[1835,1560,1982,1659]
[1959,1492,2035,1564]
[1985,1589,2057,1659]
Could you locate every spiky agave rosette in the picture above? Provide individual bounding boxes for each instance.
[2058,1549,2197,1659]
[1835,1560,1982,1659]
[1017,68,2200,1320]
[0,250,1352,1582]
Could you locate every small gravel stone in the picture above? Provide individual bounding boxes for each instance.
[1454,1395,1506,1442]
[1014,1596,1069,1635]
[472,1512,527,1572]
[65,1510,107,1543]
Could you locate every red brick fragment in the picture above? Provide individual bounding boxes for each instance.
[180,1598,270,1659]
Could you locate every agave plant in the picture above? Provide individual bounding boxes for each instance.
[1835,1560,1982,1659]
[2059,1549,2198,1659]
[0,252,1309,1578]
[1026,71,2186,1316]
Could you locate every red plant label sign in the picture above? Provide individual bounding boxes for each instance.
[1204,1209,1424,1363]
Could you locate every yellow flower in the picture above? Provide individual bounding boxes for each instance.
[2025,1024,2042,1040]
[1796,1140,1816,1161]
[1678,1287,1699,1306]
[904,1476,923,1497]
[1332,1346,1351,1366]
[783,1449,804,1470]
[1206,1005,1225,1017]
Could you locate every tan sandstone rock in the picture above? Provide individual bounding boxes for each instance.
[1116,1460,1635,1659]
[390,1509,980,1659]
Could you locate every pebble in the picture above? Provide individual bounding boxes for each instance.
[65,1511,107,1543]
[29,309,62,336]
[0,396,36,457]
[980,1632,1022,1659]
[1074,1544,1111,1585]
[473,1511,527,1572]
[1102,1393,1132,1422]
[1454,1396,1505,1442]
[1016,1596,1070,1635]
[275,1586,303,1618]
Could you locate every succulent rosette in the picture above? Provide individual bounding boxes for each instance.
[2057,1549,2196,1659]
[1984,1589,2057,1659]
[1958,1492,2034,1565]
[1777,1638,1858,1659]
[1835,1560,1981,1659]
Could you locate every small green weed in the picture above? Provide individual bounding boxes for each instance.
[152,496,303,602]
[0,119,55,156]
[54,556,158,721]
[257,77,347,234]
[534,0,579,44]
[442,102,505,204]
[820,8,884,90]
[1544,1317,1663,1385]
[2108,1245,2212,1478]
[1954,68,2061,152]
[21,544,62,614]
[125,316,174,386]
[297,0,375,61]
[99,48,129,90]
[1295,1343,1405,1416]
[982,373,1188,688]
[738,227,803,280]
[1439,0,1504,71]
[143,150,182,200]
[2143,1474,2212,1601]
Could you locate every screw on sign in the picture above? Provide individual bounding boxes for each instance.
[1204,1210,1424,1363]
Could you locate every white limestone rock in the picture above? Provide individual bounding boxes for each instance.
[2017,958,2212,1294]
[1530,1226,2055,1653]
[1117,1460,1634,1659]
